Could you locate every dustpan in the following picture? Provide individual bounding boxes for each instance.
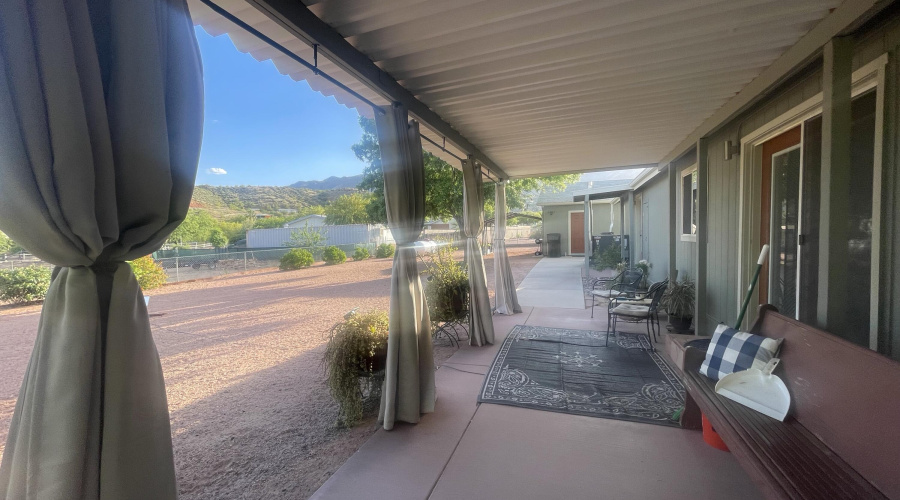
[715,358,790,421]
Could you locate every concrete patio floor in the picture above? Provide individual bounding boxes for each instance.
[515,257,586,309]
[311,297,762,499]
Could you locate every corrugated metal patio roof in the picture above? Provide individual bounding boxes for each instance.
[187,0,842,178]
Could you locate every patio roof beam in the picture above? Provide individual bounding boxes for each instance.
[249,0,509,181]
[657,0,886,168]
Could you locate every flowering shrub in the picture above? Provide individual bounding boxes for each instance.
[129,256,168,290]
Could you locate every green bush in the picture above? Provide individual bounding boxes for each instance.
[280,248,314,270]
[375,243,395,258]
[353,246,370,261]
[323,246,347,265]
[0,266,52,303]
[129,256,168,290]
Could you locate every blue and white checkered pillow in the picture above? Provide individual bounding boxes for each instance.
[700,324,783,381]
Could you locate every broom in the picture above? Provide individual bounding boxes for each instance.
[670,244,770,423]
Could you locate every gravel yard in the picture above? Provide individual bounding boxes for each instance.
[0,244,539,499]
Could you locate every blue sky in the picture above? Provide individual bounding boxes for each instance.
[195,27,367,186]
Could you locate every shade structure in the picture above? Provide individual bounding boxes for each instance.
[462,158,496,346]
[374,104,436,430]
[0,0,203,497]
[493,182,522,315]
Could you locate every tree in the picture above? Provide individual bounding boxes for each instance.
[353,117,578,226]
[252,215,293,229]
[286,222,327,248]
[168,209,218,245]
[0,231,12,254]
[324,192,372,225]
[209,228,229,248]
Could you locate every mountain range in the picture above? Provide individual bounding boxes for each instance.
[190,185,357,220]
[289,174,363,190]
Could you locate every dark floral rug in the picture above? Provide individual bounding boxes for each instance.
[478,325,685,427]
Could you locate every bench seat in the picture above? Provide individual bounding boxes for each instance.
[681,305,900,499]
[683,351,885,499]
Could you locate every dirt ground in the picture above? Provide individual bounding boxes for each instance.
[0,244,539,499]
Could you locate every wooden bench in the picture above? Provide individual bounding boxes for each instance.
[681,305,900,499]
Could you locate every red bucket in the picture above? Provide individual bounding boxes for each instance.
[702,414,730,452]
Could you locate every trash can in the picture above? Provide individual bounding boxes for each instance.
[547,233,561,257]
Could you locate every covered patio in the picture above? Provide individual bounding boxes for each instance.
[311,295,759,500]
[2,0,900,499]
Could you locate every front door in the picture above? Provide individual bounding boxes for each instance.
[759,126,802,317]
[570,211,585,254]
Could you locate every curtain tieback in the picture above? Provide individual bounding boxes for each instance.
[89,261,123,274]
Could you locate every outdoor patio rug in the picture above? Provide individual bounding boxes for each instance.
[478,325,685,427]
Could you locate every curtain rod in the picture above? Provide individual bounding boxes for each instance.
[420,133,462,162]
[420,134,500,183]
[200,0,385,114]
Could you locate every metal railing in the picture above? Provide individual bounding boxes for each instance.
[1,235,539,284]
[155,244,374,283]
[0,257,54,271]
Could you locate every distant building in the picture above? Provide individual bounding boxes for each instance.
[283,214,327,228]
[536,174,642,257]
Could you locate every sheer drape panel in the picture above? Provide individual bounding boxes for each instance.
[0,1,202,498]
[493,182,522,315]
[462,158,495,346]
[374,104,435,430]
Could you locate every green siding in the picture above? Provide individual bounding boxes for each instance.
[634,173,670,283]
[667,12,900,354]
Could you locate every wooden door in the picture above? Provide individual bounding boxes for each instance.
[570,212,585,254]
[759,126,801,307]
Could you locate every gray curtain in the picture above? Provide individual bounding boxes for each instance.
[0,1,202,498]
[374,104,435,430]
[462,158,495,346]
[493,182,522,315]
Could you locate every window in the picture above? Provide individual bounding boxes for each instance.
[681,167,698,240]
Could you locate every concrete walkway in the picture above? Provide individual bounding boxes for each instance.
[515,257,585,309]
[310,307,761,500]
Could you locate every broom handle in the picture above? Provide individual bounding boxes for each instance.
[735,245,769,329]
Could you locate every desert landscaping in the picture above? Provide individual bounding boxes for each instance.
[0,244,538,499]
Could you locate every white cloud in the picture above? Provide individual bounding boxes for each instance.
[206,167,228,175]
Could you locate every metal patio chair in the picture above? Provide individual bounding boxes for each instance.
[606,280,668,350]
[589,268,643,318]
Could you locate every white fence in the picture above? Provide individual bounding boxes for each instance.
[247,224,394,248]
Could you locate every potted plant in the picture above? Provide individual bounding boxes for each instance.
[635,260,652,289]
[323,309,389,426]
[662,276,696,332]
[421,239,469,323]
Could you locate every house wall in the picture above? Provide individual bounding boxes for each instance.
[672,150,698,282]
[540,202,621,256]
[638,10,900,359]
[633,173,670,283]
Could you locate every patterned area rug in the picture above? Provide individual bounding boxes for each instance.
[479,325,685,427]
